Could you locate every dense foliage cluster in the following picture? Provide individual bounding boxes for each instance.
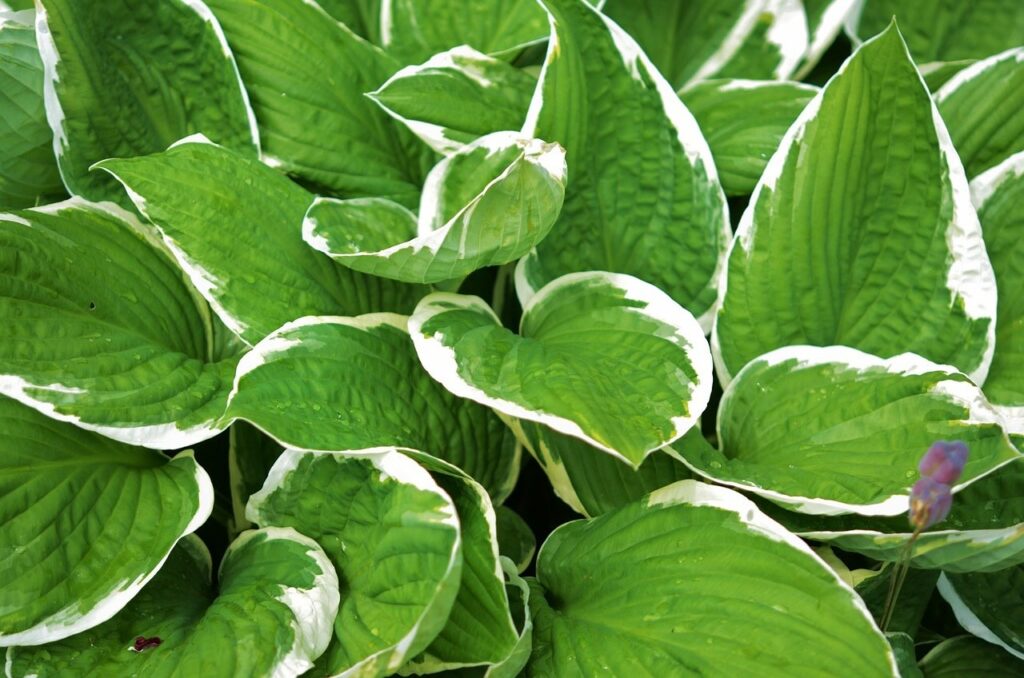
[2,0,1024,675]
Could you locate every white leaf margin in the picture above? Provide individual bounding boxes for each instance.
[971,150,1024,433]
[675,345,1022,516]
[0,451,213,647]
[711,26,997,387]
[246,446,462,678]
[411,271,713,468]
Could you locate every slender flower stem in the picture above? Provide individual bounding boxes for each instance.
[879,525,922,631]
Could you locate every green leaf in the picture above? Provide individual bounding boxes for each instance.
[246,447,462,678]
[369,45,537,155]
[850,0,1024,64]
[0,14,64,209]
[411,272,713,468]
[604,0,808,89]
[919,635,1024,677]
[224,314,519,501]
[713,25,996,384]
[971,151,1024,434]
[680,345,1021,515]
[711,0,809,82]
[397,451,520,673]
[6,530,340,676]
[381,0,549,64]
[886,632,924,678]
[96,137,427,347]
[939,565,1024,661]
[516,419,694,516]
[304,132,566,284]
[518,0,730,329]
[317,0,382,42]
[764,458,1024,572]
[936,48,1024,179]
[795,0,860,79]
[678,78,818,196]
[526,480,897,676]
[205,0,433,207]
[919,58,976,91]
[0,198,238,446]
[227,421,282,536]
[495,507,535,574]
[34,0,258,204]
[0,397,212,645]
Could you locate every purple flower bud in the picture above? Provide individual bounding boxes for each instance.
[918,441,968,484]
[909,476,952,530]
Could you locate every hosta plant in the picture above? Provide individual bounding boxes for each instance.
[3,0,1024,676]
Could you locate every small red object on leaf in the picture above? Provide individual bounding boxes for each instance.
[131,636,162,652]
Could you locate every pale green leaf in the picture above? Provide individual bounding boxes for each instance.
[0,198,237,447]
[304,132,566,284]
[919,636,1024,677]
[713,25,996,384]
[850,0,1024,64]
[679,345,1021,515]
[919,58,976,91]
[495,507,535,574]
[971,151,1024,434]
[526,480,897,676]
[518,0,730,329]
[939,566,1024,661]
[246,448,462,678]
[317,0,382,42]
[604,0,808,89]
[0,14,64,209]
[515,418,694,517]
[96,137,427,347]
[0,398,212,645]
[937,48,1024,178]
[411,272,713,468]
[678,79,817,196]
[6,530,340,677]
[381,0,548,64]
[205,0,433,207]
[224,314,520,501]
[369,45,537,155]
[35,0,258,204]
[711,0,809,83]
[763,457,1024,572]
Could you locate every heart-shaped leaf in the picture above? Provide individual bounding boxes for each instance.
[0,198,237,446]
[411,271,713,467]
[0,397,212,645]
[5,530,339,676]
[677,345,1021,515]
[526,480,897,676]
[939,566,1024,661]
